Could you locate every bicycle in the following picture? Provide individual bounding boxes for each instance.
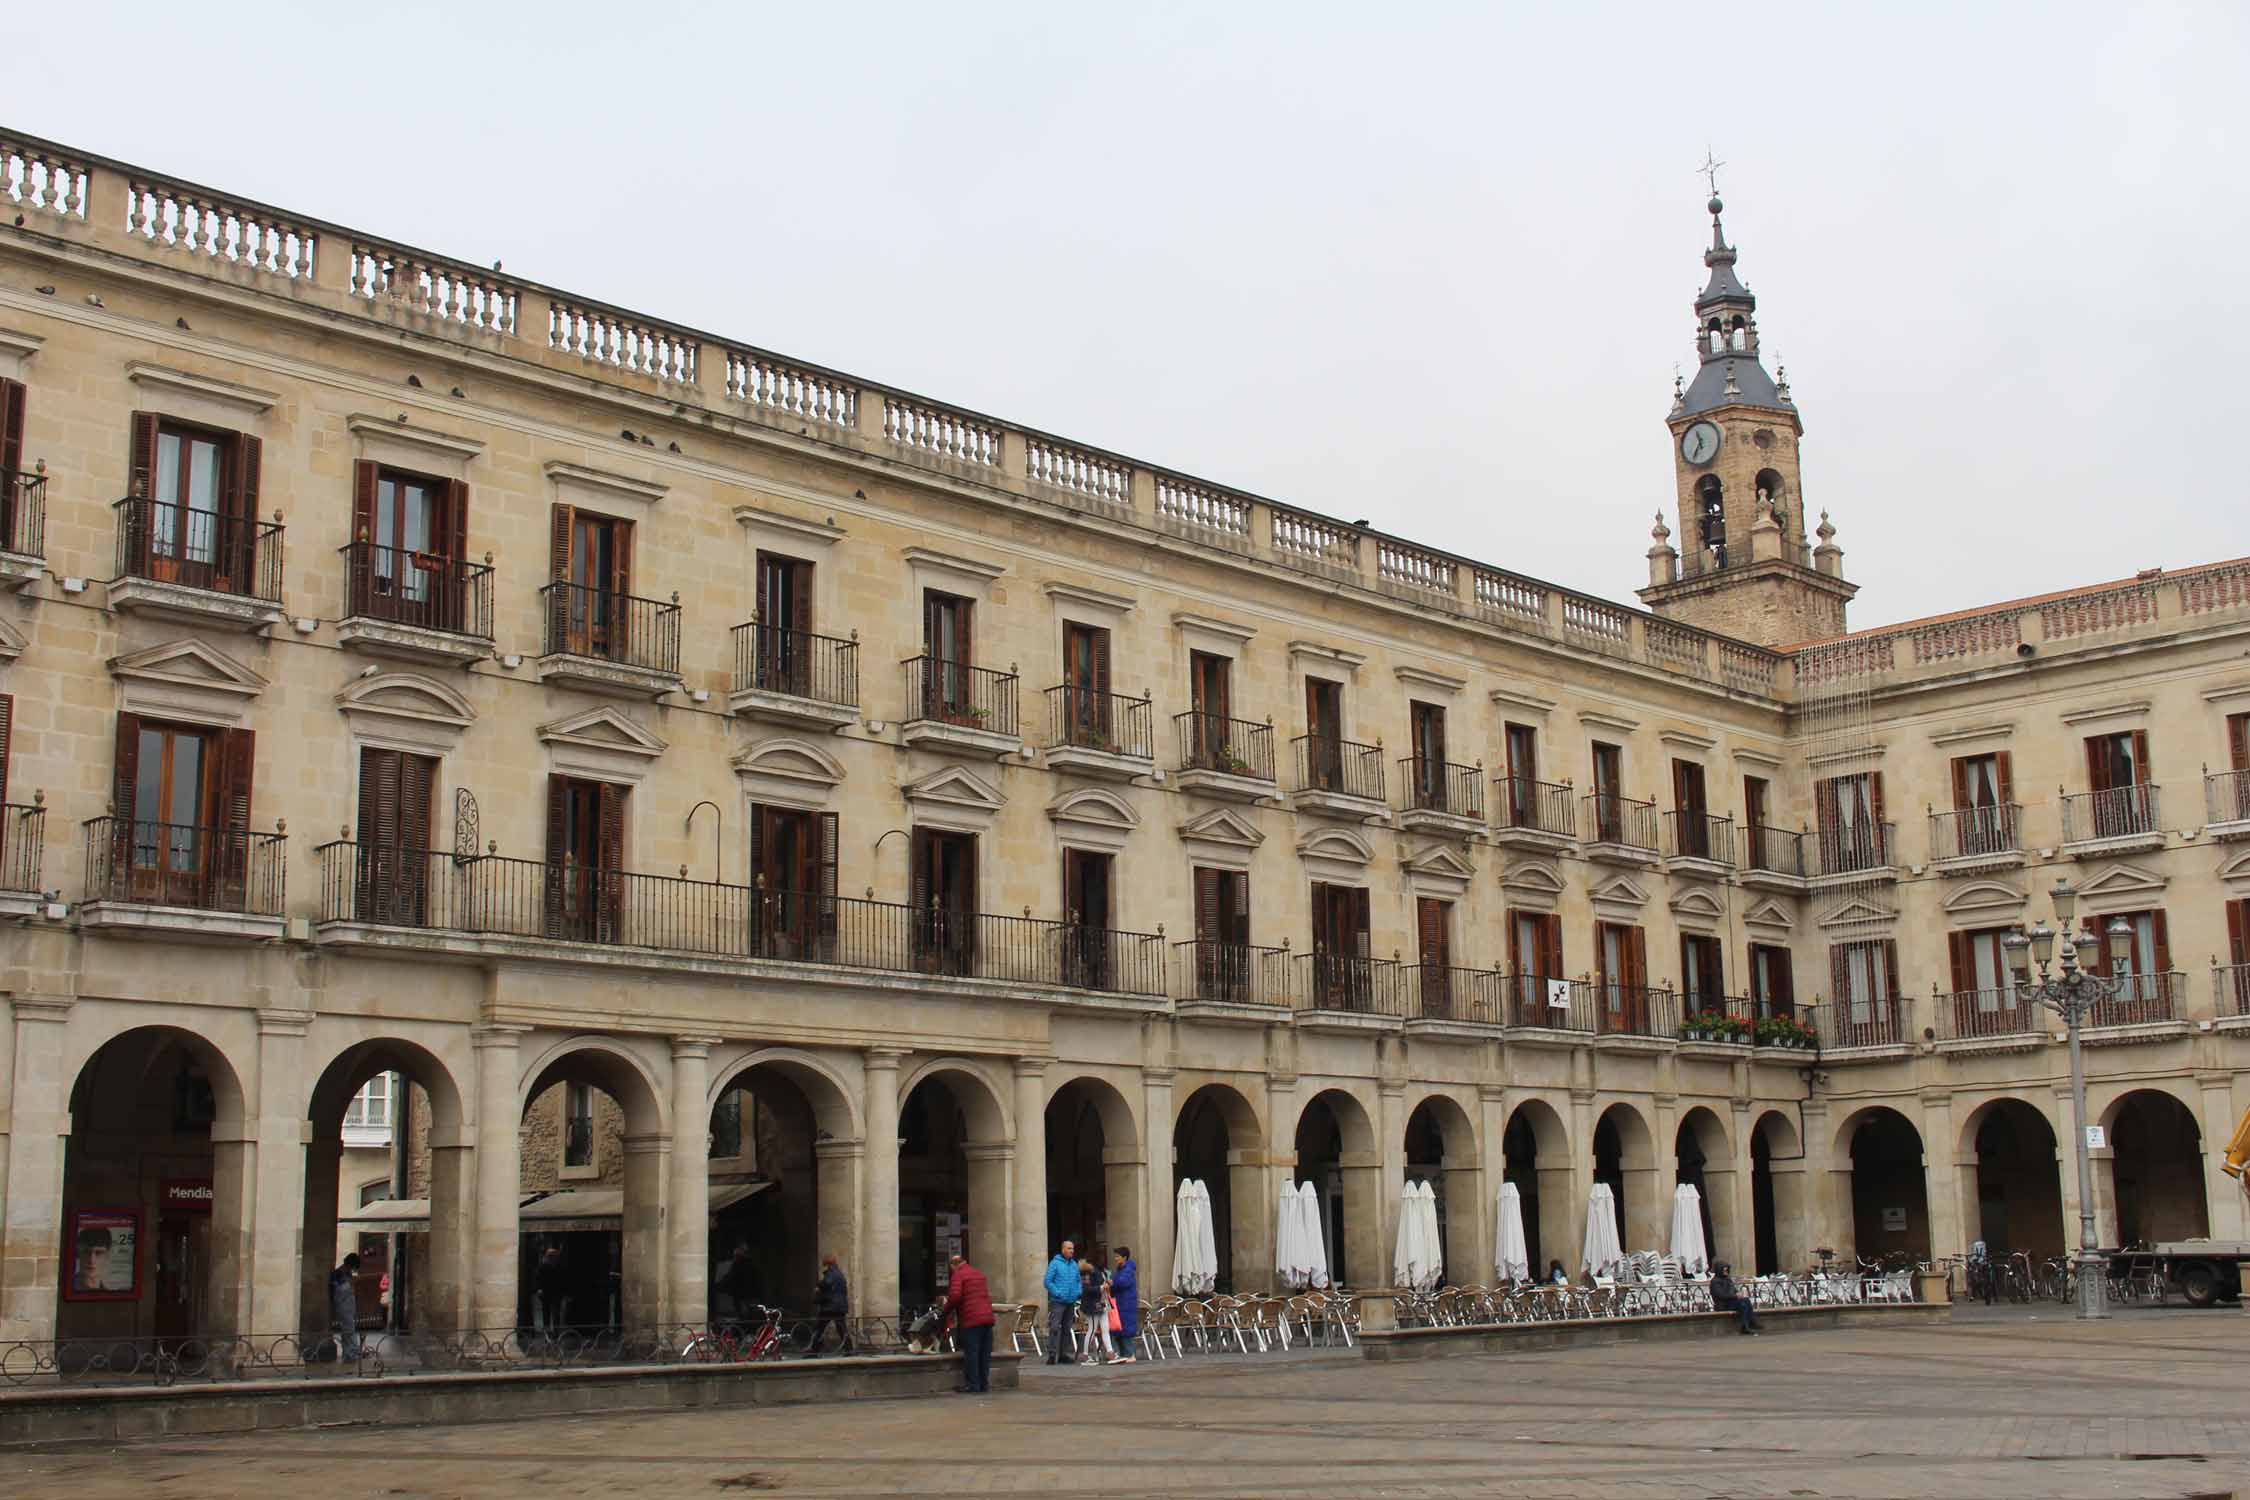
[682,1304,786,1363]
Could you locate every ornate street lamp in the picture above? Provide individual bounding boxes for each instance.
[2001,879,2135,1320]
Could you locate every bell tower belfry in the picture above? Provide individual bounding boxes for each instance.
[1638,185,1855,648]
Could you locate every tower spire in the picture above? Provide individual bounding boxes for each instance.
[1679,184,1784,417]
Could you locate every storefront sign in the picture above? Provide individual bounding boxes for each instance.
[161,1178,215,1213]
[64,1208,140,1301]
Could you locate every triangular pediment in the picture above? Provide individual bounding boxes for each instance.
[1942,879,2026,916]
[1589,874,1649,909]
[538,705,668,759]
[1295,826,1375,865]
[337,670,474,729]
[1816,897,1899,930]
[109,637,268,697]
[2077,862,2168,900]
[1742,898,1795,931]
[1177,806,1264,849]
[1404,843,1476,881]
[1048,786,1139,832]
[1668,886,1727,924]
[732,736,844,786]
[1499,859,1566,896]
[901,764,1005,812]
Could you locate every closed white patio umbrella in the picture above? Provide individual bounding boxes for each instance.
[1495,1181,1531,1284]
[1582,1182,1624,1278]
[1417,1181,1445,1287]
[1276,1180,1310,1289]
[1394,1179,1442,1291]
[1669,1182,1709,1275]
[1297,1182,1330,1289]
[1174,1178,1217,1293]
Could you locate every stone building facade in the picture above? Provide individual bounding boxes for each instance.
[0,133,2245,1342]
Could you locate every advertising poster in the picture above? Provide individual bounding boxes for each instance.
[65,1208,140,1301]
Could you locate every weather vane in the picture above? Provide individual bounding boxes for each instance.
[1698,150,1726,197]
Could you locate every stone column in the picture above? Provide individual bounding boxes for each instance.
[1141,1068,1175,1295]
[861,1049,904,1323]
[1011,1056,1050,1305]
[249,1010,311,1337]
[1477,1084,1508,1280]
[0,1000,70,1340]
[620,1131,668,1332]
[814,1137,863,1313]
[425,1125,473,1334]
[1253,1072,1294,1292]
[1562,1090,1595,1272]
[2199,1074,2245,1240]
[666,1037,716,1327]
[1920,1094,1961,1261]
[1769,1158,1811,1270]
[1376,1082,1406,1286]
[469,1025,525,1332]
[300,1131,342,1336]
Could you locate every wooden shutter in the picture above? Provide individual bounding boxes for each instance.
[128,411,159,499]
[611,516,634,598]
[1226,870,1250,945]
[1625,926,1647,990]
[1947,931,1972,994]
[1868,771,1886,829]
[815,810,839,957]
[108,712,143,890]
[1351,886,1371,959]
[0,378,24,476]
[357,747,399,920]
[444,479,469,561]
[548,504,574,650]
[2131,730,2151,783]
[1417,898,1444,969]
[227,434,262,593]
[1769,949,1795,1012]
[2230,716,2249,774]
[545,776,570,864]
[2151,910,2171,975]
[596,782,626,940]
[911,829,933,914]
[1814,776,1838,847]
[1829,945,1848,1003]
[2085,736,2107,791]
[1540,914,1563,977]
[1194,866,1220,945]
[1881,939,1901,998]
[792,559,814,636]
[1994,751,2015,807]
[218,729,255,831]
[2228,900,2248,967]
[1949,758,1971,813]
[1506,910,1524,973]
[1309,882,1330,952]
[350,462,380,616]
[1091,627,1111,700]
[1671,759,1689,814]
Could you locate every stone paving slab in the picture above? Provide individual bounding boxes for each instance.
[11,1310,2248,1498]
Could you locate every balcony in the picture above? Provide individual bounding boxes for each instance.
[1401,963,1506,1033]
[2083,970,2186,1035]
[1171,713,1278,802]
[1492,776,1575,854]
[2205,770,2250,841]
[2216,963,2250,1021]
[1933,989,2044,1050]
[0,797,45,919]
[1290,735,1386,819]
[1814,821,1899,884]
[1740,825,1807,893]
[0,466,46,588]
[1929,803,2023,873]
[1041,685,1154,781]
[1581,793,1660,867]
[1813,995,1908,1055]
[1396,758,1485,839]
[336,541,495,666]
[1171,939,1294,1017]
[1590,984,1679,1044]
[109,497,285,629]
[1293,952,1404,1029]
[1497,973,1594,1035]
[728,622,860,731]
[900,657,1021,757]
[537,580,684,697]
[312,843,1168,1002]
[1662,810,1736,878]
[2060,785,2164,857]
[79,816,286,941]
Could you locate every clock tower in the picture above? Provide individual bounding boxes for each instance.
[1637,190,1856,648]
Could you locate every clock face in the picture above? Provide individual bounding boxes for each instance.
[1680,421,1722,466]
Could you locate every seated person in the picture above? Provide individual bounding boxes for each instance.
[1710,1262,1762,1335]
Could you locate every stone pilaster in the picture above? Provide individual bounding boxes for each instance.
[666,1036,717,1326]
[0,999,72,1340]
[470,1025,526,1331]
[860,1049,905,1321]
[1011,1055,1050,1305]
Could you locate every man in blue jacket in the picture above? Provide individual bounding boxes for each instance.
[1042,1238,1080,1364]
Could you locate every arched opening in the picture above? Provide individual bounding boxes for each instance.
[1695,475,1727,570]
[1294,1089,1377,1287]
[1966,1099,2062,1259]
[1728,314,1748,351]
[1674,1107,1733,1267]
[520,1044,667,1333]
[61,1027,249,1348]
[1749,1109,1804,1275]
[898,1066,1009,1316]
[1754,468,1784,513]
[1174,1084,1259,1293]
[1704,318,1723,355]
[304,1037,469,1340]
[1045,1076,1140,1268]
[706,1055,857,1324]
[2107,1090,2208,1245]
[1593,1103,1657,1251]
[1404,1094,1478,1282]
[1844,1107,1929,1263]
[1501,1100,1570,1276]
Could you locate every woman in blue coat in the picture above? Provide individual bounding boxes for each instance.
[1108,1247,1139,1363]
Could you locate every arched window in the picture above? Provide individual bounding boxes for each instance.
[1754,469,1785,538]
[1705,319,1723,355]
[1729,315,1748,352]
[1696,475,1726,569]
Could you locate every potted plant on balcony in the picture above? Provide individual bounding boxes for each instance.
[1213,746,1253,776]
[1678,1010,1749,1043]
[1753,1014,1818,1050]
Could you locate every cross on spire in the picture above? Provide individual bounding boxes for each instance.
[1698,150,1725,198]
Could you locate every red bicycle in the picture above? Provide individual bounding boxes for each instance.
[682,1304,786,1363]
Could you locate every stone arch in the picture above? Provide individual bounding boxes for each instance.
[518,1036,673,1333]
[1835,1105,1930,1264]
[1593,1100,1660,1251]
[704,1048,865,1318]
[1045,1073,1144,1271]
[1673,1105,1733,1269]
[707,1046,862,1141]
[897,1057,1014,1309]
[1957,1095,2062,1260]
[1403,1090,1480,1283]
[1294,1086,1379,1286]
[2101,1087,2209,1245]
[1500,1096,1571,1279]
[60,1023,253,1344]
[1173,1081,1264,1294]
[519,1035,670,1135]
[897,1056,1011,1140]
[1749,1108,1804,1274]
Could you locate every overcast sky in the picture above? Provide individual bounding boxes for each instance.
[12,3,2244,627]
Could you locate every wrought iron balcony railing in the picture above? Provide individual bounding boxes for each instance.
[113,497,284,601]
[2061,784,2161,843]
[1399,757,1483,820]
[1494,776,1574,838]
[1743,825,1805,877]
[1816,995,1906,1049]
[1292,735,1385,801]
[1589,984,1677,1038]
[1171,939,1293,1006]
[902,656,1018,736]
[82,816,285,915]
[1295,952,1403,1016]
[2,466,46,558]
[342,540,493,638]
[1664,810,1736,865]
[2204,769,2250,826]
[1173,712,1275,781]
[1933,988,2042,1043]
[1,799,44,893]
[731,622,860,707]
[1816,821,1896,876]
[1582,793,1658,851]
[1402,963,1503,1023]
[2085,970,2182,1028]
[1930,803,2021,861]
[1043,685,1153,759]
[539,580,682,674]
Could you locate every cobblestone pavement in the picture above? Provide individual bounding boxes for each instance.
[12,1310,2248,1498]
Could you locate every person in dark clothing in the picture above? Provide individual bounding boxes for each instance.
[940,1252,996,1393]
[1711,1263,1762,1334]
[806,1252,853,1355]
[533,1245,568,1334]
[712,1244,756,1327]
[1108,1247,1139,1363]
[329,1252,363,1361]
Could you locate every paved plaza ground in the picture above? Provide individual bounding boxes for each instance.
[10,1306,2248,1499]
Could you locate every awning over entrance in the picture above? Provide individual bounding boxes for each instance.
[339,1180,770,1234]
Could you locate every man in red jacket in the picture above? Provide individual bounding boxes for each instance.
[940,1251,996,1393]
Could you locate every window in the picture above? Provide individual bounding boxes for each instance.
[1948,752,2015,856]
[1590,741,1624,842]
[1815,772,1886,871]
[2083,729,2154,837]
[1594,921,1648,1031]
[548,504,635,658]
[1507,909,1566,1022]
[563,1082,595,1169]
[0,377,25,552]
[2226,898,2250,1013]
[1409,702,1448,809]
[1304,678,1344,789]
[0,693,12,878]
[750,803,838,960]
[1945,927,2014,1010]
[1829,940,1901,1042]
[545,775,625,942]
[709,1091,743,1160]
[1186,651,1236,770]
[343,1074,393,1143]
[920,590,976,722]
[109,714,253,907]
[1309,882,1372,1008]
[1679,934,1724,1008]
[126,414,262,594]
[350,462,467,629]
[1061,848,1115,988]
[1415,896,1454,1015]
[2226,715,2250,822]
[911,828,978,975]
[1696,474,1726,568]
[1671,759,1709,858]
[1743,774,1772,869]
[752,550,817,695]
[1747,943,1793,1019]
[355,747,437,924]
[1060,622,1113,747]
[1502,722,1541,827]
[2081,907,2171,1010]
[1191,866,1252,999]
